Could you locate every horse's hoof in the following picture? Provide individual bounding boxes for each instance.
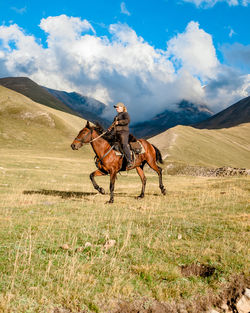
[161,189,166,195]
[106,199,114,204]
[136,195,144,200]
[99,188,105,195]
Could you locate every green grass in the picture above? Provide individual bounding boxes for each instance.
[0,148,249,312]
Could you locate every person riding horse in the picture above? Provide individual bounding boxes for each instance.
[108,102,133,169]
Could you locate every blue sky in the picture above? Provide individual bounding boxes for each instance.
[1,0,249,56]
[0,0,249,121]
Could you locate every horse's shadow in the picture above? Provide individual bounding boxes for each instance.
[23,189,98,199]
[23,189,132,199]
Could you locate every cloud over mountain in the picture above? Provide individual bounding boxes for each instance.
[0,15,249,122]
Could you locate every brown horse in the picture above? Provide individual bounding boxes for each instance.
[71,121,166,203]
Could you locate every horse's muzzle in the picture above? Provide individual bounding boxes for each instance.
[71,143,77,150]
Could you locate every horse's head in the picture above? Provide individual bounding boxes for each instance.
[71,121,92,150]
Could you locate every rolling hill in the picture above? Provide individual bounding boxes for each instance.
[0,76,111,128]
[150,123,250,168]
[0,85,86,151]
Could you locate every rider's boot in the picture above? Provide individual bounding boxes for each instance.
[123,144,133,169]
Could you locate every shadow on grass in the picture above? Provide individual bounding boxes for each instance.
[23,189,98,199]
[23,189,163,200]
[23,189,137,199]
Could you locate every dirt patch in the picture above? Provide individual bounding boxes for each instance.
[180,263,216,278]
[114,274,249,313]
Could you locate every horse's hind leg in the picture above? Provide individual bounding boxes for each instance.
[90,170,106,194]
[147,160,166,195]
[136,167,147,198]
[108,170,117,203]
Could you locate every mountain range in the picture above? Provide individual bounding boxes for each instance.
[130,100,212,138]
[0,81,249,168]
[0,76,249,139]
[0,76,215,137]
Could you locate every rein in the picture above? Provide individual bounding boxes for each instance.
[95,145,114,168]
[74,129,108,144]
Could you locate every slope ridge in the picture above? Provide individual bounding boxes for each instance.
[150,124,250,168]
[0,85,86,151]
[0,77,75,115]
[194,96,250,129]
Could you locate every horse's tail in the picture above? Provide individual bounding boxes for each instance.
[152,144,164,164]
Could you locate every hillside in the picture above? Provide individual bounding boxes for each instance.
[150,123,250,168]
[0,85,86,151]
[194,96,250,129]
[0,77,75,115]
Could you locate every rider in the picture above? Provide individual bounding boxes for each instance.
[108,102,133,169]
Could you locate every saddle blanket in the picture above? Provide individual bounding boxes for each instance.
[114,140,145,156]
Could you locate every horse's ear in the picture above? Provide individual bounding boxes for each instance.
[85,121,90,128]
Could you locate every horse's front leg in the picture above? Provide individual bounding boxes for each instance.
[108,170,117,203]
[90,170,106,194]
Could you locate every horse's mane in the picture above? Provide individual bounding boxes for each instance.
[91,123,116,144]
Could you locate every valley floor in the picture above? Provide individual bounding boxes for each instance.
[0,150,249,312]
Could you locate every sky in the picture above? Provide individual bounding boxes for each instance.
[0,0,249,122]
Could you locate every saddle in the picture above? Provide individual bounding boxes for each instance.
[113,134,145,156]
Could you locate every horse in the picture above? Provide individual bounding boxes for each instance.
[71,121,166,203]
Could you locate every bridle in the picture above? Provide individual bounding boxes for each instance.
[74,128,108,144]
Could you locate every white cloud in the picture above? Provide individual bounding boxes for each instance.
[120,2,131,16]
[0,15,249,122]
[166,21,219,81]
[39,14,96,41]
[182,0,249,7]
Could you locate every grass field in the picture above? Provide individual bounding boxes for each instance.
[0,85,249,312]
[0,147,249,313]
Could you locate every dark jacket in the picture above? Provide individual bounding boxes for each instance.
[114,112,130,132]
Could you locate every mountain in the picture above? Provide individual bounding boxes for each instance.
[149,123,250,168]
[193,96,250,129]
[0,77,111,127]
[131,100,212,138]
[45,87,111,128]
[0,77,75,115]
